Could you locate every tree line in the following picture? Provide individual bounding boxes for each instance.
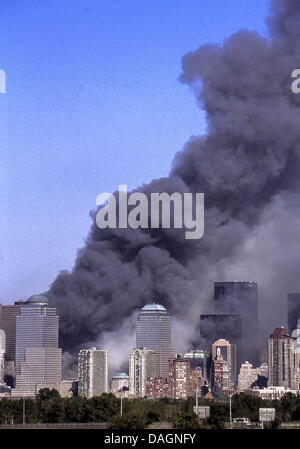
[0,389,300,428]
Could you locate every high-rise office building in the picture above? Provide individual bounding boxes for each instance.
[129,347,156,398]
[0,303,22,386]
[267,327,294,388]
[287,293,300,335]
[78,347,108,398]
[0,329,5,384]
[0,303,20,363]
[200,314,242,345]
[136,303,173,377]
[213,281,258,364]
[211,338,236,388]
[168,355,191,399]
[12,295,62,396]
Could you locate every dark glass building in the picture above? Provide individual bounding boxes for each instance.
[287,293,300,335]
[213,281,258,365]
[200,314,243,344]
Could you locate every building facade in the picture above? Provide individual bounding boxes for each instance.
[0,329,5,384]
[146,376,169,399]
[292,319,300,389]
[183,349,210,380]
[78,347,108,398]
[211,348,231,391]
[267,328,294,388]
[287,293,300,335]
[136,303,173,377]
[213,281,258,365]
[238,361,259,391]
[12,295,62,397]
[110,372,129,393]
[0,303,21,363]
[129,347,156,398]
[168,355,191,400]
[211,338,236,388]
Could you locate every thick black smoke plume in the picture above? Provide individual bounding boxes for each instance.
[48,0,300,374]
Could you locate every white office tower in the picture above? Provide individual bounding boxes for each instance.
[129,347,156,398]
[0,329,5,384]
[78,347,108,398]
[12,295,62,397]
[136,303,173,377]
[292,319,300,389]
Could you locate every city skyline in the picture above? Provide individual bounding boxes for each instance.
[1,288,300,401]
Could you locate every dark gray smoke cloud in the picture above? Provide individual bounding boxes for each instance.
[48,0,300,374]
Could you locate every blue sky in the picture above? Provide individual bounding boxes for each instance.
[0,0,269,302]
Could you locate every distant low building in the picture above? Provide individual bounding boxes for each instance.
[35,379,78,397]
[238,361,268,391]
[110,372,129,393]
[251,386,299,400]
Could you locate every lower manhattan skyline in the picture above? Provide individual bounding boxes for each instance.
[2,0,299,373]
[1,0,300,436]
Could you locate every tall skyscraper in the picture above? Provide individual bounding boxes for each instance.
[200,314,242,344]
[78,347,108,398]
[287,293,300,335]
[0,329,5,384]
[0,303,20,364]
[211,338,236,388]
[168,355,191,400]
[267,327,294,388]
[12,295,62,396]
[136,303,173,377]
[213,281,258,364]
[0,303,22,387]
[129,347,156,398]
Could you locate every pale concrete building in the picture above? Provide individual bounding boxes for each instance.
[78,347,108,398]
[129,347,156,398]
[238,361,259,391]
[268,327,294,388]
[110,372,129,394]
[0,329,5,384]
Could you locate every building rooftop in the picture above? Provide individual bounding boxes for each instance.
[112,372,129,378]
[271,327,290,338]
[141,303,166,312]
[26,294,49,305]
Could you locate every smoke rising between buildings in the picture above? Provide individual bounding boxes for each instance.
[47,0,300,374]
